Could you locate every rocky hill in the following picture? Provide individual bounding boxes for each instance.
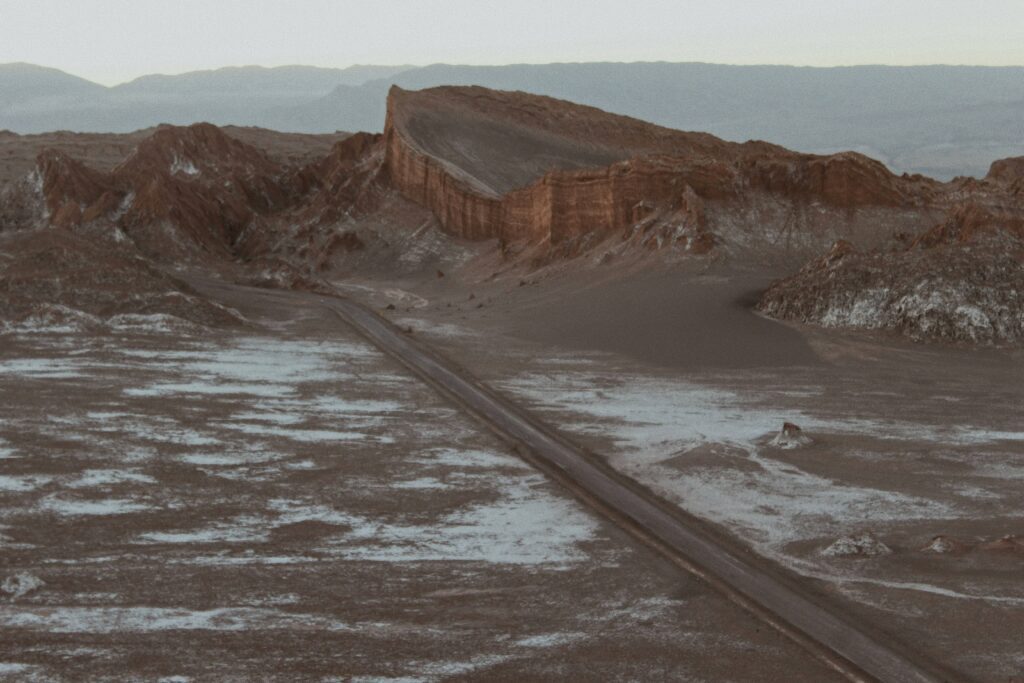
[383,86,947,258]
[2,84,1024,345]
[758,199,1024,345]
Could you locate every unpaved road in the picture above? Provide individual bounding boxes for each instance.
[323,294,959,683]
[189,278,956,683]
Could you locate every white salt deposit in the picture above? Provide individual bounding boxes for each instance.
[38,497,157,516]
[67,470,156,489]
[139,517,269,545]
[170,155,200,177]
[0,475,52,492]
[219,423,392,444]
[0,606,351,633]
[331,474,599,565]
[0,358,89,379]
[821,532,892,557]
[108,314,202,335]
[413,448,528,471]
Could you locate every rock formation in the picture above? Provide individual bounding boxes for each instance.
[3,84,1024,345]
[758,195,1024,345]
[382,85,945,257]
[987,156,1024,184]
[821,531,892,558]
[770,422,813,449]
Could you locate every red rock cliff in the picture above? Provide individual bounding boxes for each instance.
[383,85,934,249]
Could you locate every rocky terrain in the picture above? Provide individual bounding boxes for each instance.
[382,85,946,259]
[2,84,1024,343]
[0,228,243,333]
[760,164,1024,345]
[0,277,856,682]
[2,83,1024,681]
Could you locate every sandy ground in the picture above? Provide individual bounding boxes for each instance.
[0,285,840,681]
[366,260,1024,682]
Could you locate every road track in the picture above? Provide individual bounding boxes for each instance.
[187,277,958,683]
[323,294,960,683]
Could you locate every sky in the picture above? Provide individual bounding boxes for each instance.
[1,0,1022,85]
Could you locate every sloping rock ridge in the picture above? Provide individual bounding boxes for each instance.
[383,85,946,256]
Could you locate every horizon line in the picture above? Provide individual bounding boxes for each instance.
[4,59,1024,89]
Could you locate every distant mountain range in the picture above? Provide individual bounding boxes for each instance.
[3,61,1023,179]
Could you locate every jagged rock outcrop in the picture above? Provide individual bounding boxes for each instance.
[758,203,1024,345]
[289,132,386,225]
[35,149,119,226]
[109,123,298,258]
[383,85,753,246]
[2,124,310,261]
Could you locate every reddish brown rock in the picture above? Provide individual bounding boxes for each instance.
[911,202,1024,248]
[383,85,944,254]
[383,85,758,245]
[35,149,120,228]
[986,156,1024,184]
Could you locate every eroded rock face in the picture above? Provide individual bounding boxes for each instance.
[5,86,1024,349]
[383,85,758,246]
[758,205,1024,345]
[382,85,952,258]
[109,123,297,259]
[3,124,391,269]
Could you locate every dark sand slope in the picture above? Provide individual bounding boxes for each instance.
[497,264,821,370]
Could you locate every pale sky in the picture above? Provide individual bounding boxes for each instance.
[1,0,1022,85]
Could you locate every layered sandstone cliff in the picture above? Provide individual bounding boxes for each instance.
[382,85,941,254]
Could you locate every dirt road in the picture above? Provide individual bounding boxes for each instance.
[324,293,958,683]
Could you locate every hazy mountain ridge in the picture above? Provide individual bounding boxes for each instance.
[2,62,1023,178]
[0,63,414,135]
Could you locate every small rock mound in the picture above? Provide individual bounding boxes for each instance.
[822,531,892,558]
[920,535,968,555]
[770,422,812,449]
[979,535,1024,554]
